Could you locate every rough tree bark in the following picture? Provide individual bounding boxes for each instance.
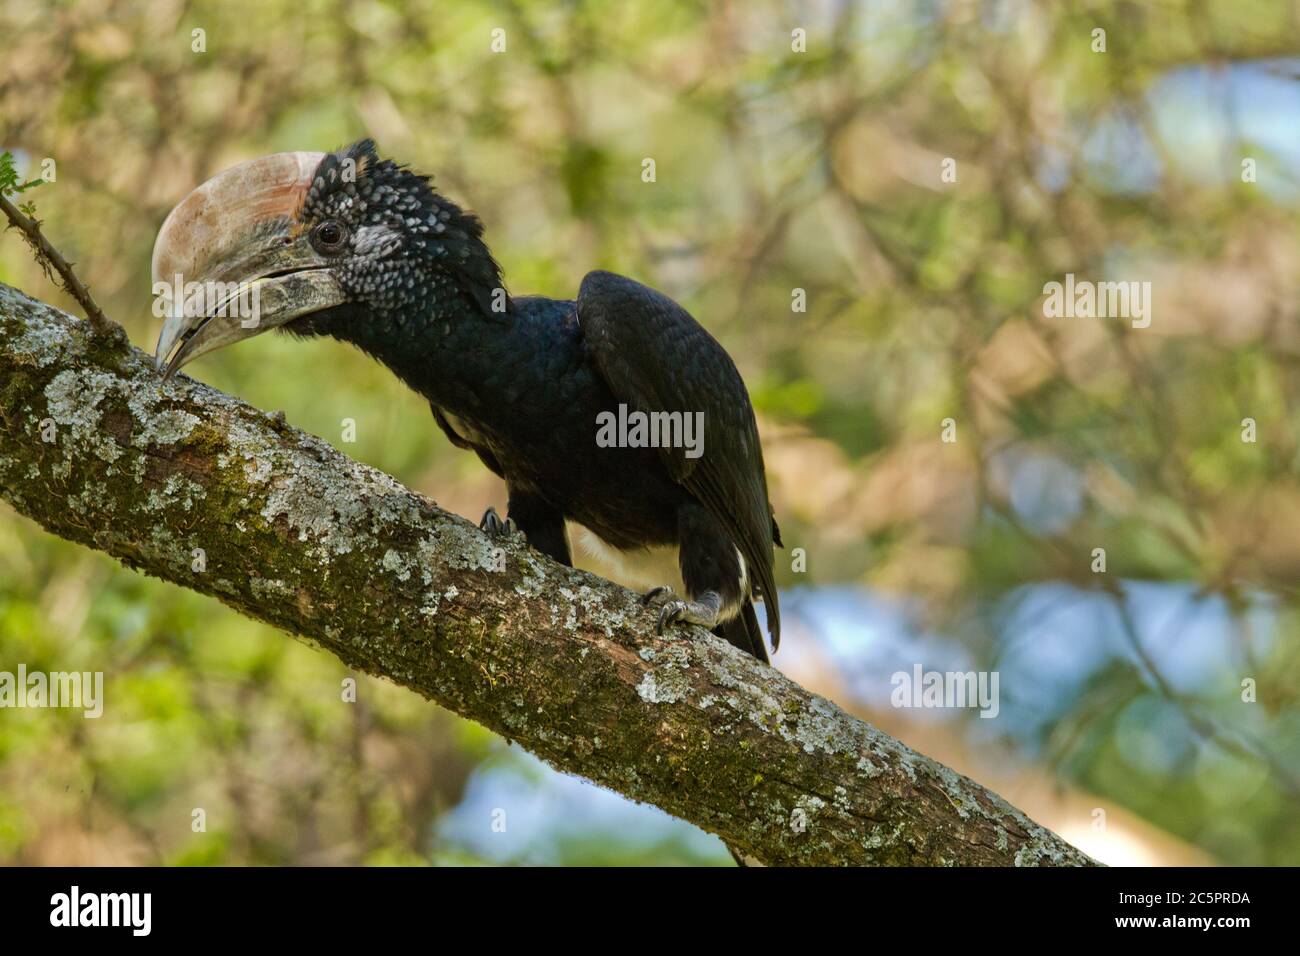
[0,281,1095,866]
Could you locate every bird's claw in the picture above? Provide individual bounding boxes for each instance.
[649,590,723,634]
[642,586,684,634]
[657,600,689,635]
[641,586,685,634]
[478,506,518,537]
[640,585,675,607]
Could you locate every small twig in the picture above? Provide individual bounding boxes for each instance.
[0,191,117,334]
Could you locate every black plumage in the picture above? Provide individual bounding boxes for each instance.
[234,140,783,660]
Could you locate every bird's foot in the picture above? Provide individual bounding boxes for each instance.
[640,585,676,607]
[652,590,723,635]
[478,506,519,537]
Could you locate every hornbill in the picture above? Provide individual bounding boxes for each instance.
[152,140,782,662]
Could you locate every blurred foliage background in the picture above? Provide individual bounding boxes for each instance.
[2,0,1300,865]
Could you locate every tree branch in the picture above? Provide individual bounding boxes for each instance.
[0,281,1096,866]
[0,194,117,335]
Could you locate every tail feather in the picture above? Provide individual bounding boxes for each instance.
[715,599,769,664]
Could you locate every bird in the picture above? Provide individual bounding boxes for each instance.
[151,139,782,662]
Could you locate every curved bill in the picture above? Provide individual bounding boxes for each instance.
[151,150,346,378]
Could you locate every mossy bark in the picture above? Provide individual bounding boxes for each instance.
[0,282,1097,866]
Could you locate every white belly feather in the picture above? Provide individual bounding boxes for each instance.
[568,523,748,620]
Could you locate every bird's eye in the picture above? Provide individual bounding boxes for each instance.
[312,220,347,252]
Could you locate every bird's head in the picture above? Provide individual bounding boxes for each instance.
[152,139,505,378]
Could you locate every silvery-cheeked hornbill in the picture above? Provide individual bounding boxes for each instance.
[151,140,782,661]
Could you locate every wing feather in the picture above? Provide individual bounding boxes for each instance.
[577,270,781,649]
